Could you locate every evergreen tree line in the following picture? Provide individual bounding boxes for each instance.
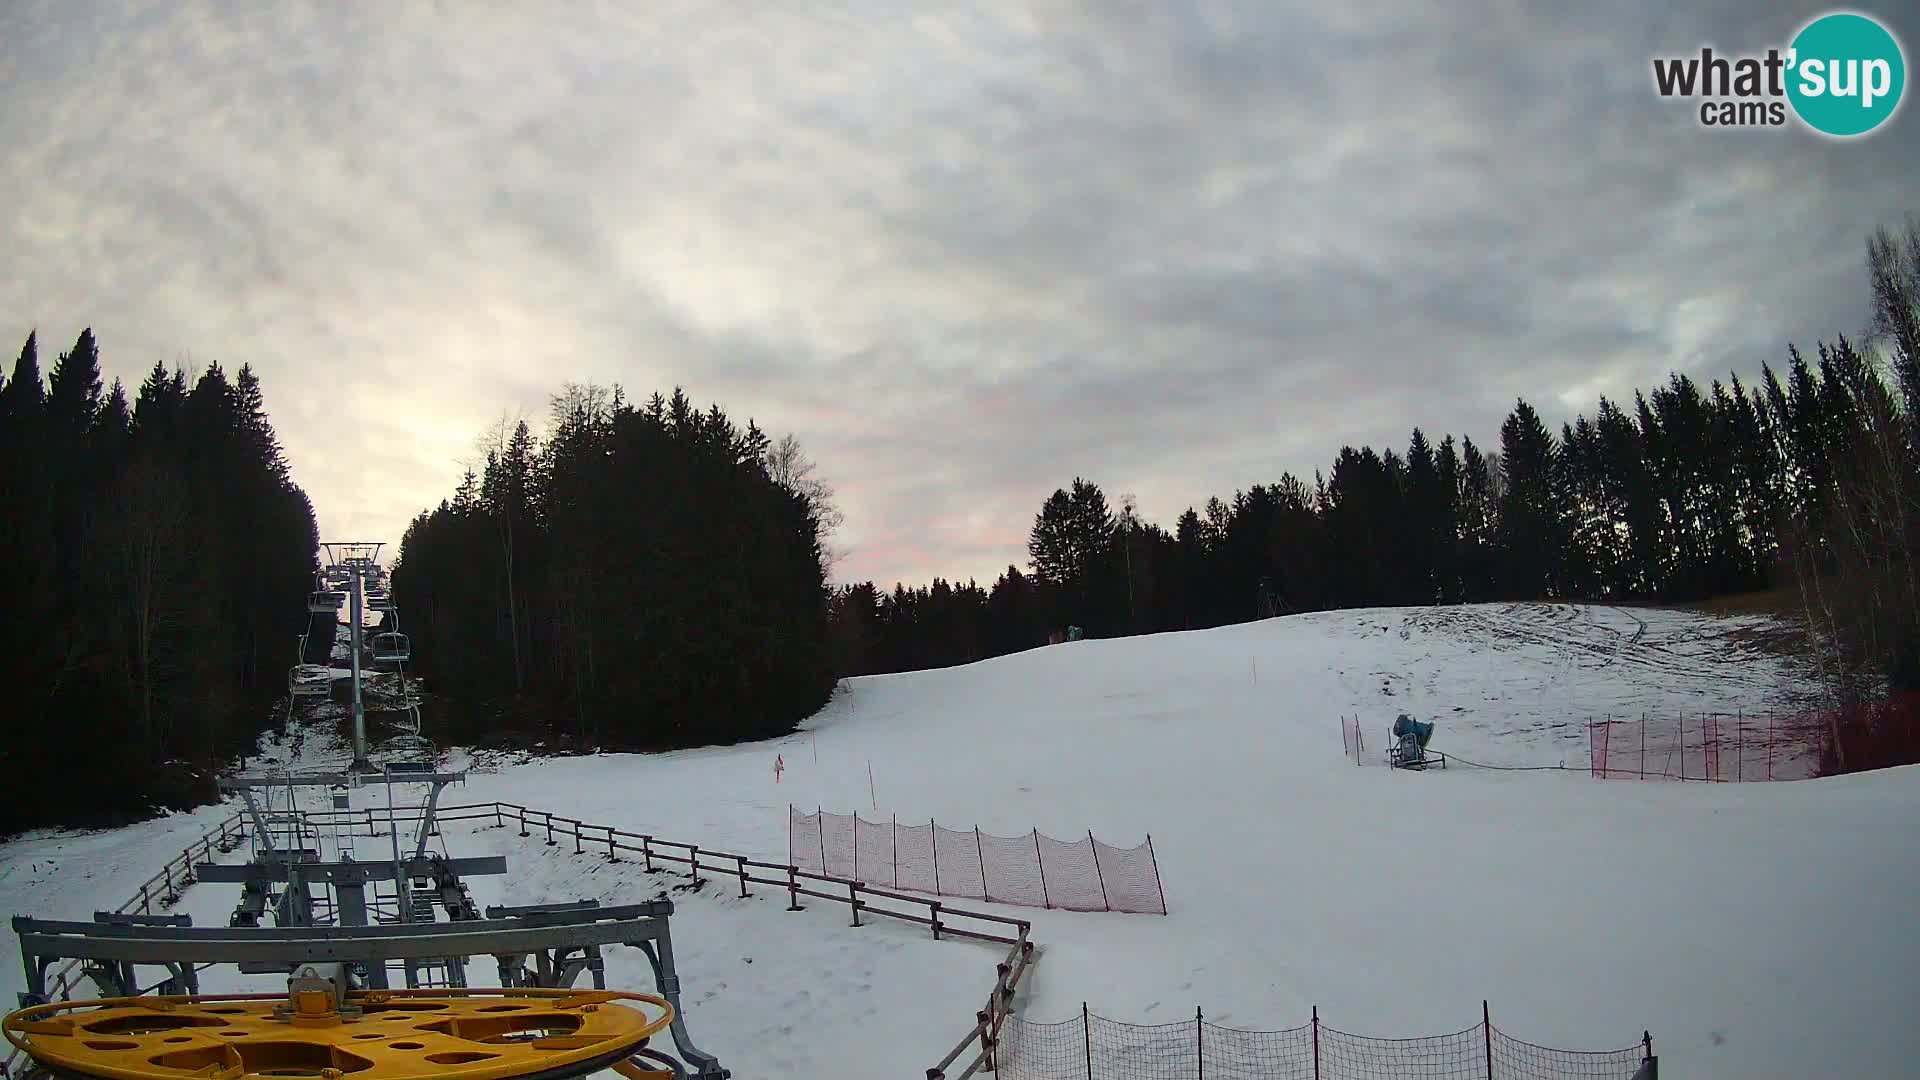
[0,330,319,835]
[391,385,837,749]
[830,218,1920,727]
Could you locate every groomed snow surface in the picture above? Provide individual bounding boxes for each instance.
[6,603,1919,1079]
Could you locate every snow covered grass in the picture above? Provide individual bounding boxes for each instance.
[6,603,1918,1079]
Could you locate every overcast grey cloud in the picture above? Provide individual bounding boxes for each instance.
[2,1,1913,587]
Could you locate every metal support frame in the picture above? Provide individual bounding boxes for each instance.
[412,780,449,860]
[484,902,607,991]
[217,770,468,935]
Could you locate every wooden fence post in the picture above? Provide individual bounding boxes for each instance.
[786,865,802,911]
[689,844,702,886]
[931,820,942,895]
[572,820,584,855]
[736,855,750,899]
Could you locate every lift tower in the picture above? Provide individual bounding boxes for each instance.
[322,541,383,772]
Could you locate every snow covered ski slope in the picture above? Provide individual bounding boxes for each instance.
[6,602,1918,1078]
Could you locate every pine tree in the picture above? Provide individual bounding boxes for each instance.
[1458,436,1496,600]
[1495,398,1565,599]
[1405,429,1445,604]
[2,331,44,419]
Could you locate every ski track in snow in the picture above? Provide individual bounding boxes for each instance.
[5,602,1918,1080]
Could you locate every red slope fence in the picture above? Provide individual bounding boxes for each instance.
[1588,711,1815,781]
[790,806,1168,915]
[995,1002,1657,1080]
[1586,692,1920,781]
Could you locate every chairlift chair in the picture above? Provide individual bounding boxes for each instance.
[288,664,331,699]
[371,631,411,665]
[307,589,339,614]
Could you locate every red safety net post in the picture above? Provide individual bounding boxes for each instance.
[1089,830,1111,912]
[1032,829,1051,909]
[1148,834,1168,915]
[976,827,990,903]
[1196,1006,1204,1079]
[1082,1003,1092,1079]
[1483,1001,1494,1080]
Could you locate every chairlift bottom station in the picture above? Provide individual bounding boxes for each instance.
[4,767,732,1080]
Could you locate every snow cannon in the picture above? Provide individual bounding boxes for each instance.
[1388,714,1446,770]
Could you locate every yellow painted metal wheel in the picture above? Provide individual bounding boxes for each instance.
[3,988,674,1080]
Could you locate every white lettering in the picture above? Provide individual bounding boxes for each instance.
[1799,57,1828,96]
[1829,58,1858,99]
[1862,59,1892,108]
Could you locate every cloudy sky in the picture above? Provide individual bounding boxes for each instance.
[2,2,1912,588]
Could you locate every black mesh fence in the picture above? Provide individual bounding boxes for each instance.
[992,1006,1653,1080]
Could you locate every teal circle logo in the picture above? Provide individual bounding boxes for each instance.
[1787,12,1906,136]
